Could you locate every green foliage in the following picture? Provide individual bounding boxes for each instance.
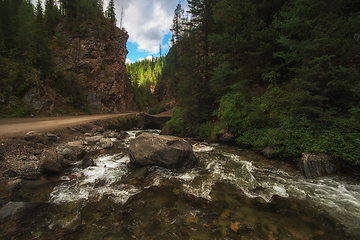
[148,106,166,115]
[127,57,165,111]
[198,122,212,140]
[105,0,116,25]
[170,3,186,44]
[53,69,90,112]
[161,0,360,165]
[0,0,115,117]
[164,107,186,133]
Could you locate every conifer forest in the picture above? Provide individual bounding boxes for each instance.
[158,0,360,165]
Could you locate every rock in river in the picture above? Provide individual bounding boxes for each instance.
[297,153,337,178]
[129,132,198,171]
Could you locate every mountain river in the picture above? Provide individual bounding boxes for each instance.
[7,130,360,239]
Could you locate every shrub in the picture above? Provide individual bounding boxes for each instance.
[198,122,212,140]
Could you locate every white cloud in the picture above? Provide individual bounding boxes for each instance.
[31,0,187,54]
[136,56,153,62]
[106,0,186,54]
[126,58,133,64]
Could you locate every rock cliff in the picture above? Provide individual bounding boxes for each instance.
[23,21,136,114]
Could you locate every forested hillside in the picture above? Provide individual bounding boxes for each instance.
[0,0,134,117]
[159,0,360,164]
[126,57,165,111]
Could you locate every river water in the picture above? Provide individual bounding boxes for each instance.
[9,131,360,239]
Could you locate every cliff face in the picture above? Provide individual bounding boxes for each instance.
[54,24,136,113]
[23,22,136,114]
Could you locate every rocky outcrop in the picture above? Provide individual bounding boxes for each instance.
[297,153,337,178]
[23,22,136,113]
[129,132,198,171]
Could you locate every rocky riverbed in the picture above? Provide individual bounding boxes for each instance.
[1,115,360,239]
[0,115,140,197]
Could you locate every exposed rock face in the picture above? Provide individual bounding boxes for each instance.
[23,23,136,113]
[297,153,337,178]
[129,132,198,171]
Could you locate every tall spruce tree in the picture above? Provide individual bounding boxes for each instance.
[105,0,116,25]
[174,0,215,124]
[170,3,185,44]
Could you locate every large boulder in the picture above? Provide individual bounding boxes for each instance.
[129,132,198,171]
[39,149,63,174]
[297,153,337,179]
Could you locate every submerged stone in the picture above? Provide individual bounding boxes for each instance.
[129,132,198,171]
[0,202,42,220]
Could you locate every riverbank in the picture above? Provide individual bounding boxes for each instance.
[0,114,141,184]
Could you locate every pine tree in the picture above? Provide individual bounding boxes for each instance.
[35,0,44,29]
[60,0,80,19]
[1,0,17,53]
[174,0,215,124]
[17,0,35,59]
[170,3,185,44]
[44,0,60,35]
[105,0,116,25]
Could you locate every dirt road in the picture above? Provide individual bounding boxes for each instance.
[0,112,138,138]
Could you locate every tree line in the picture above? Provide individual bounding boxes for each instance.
[0,0,117,117]
[161,0,360,164]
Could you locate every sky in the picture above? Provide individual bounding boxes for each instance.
[31,0,189,64]
[103,0,189,64]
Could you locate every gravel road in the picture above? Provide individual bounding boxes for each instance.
[0,112,138,138]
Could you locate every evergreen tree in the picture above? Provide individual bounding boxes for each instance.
[1,0,17,53]
[97,0,104,14]
[45,0,60,36]
[170,3,185,44]
[173,0,215,125]
[105,0,116,25]
[35,0,44,28]
[60,0,80,19]
[16,0,35,60]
